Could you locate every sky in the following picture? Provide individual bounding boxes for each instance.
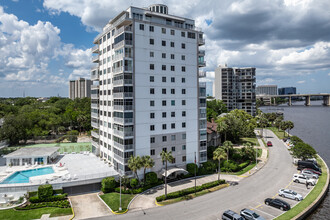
[0,0,330,97]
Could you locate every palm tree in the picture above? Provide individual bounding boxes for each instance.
[222,141,233,168]
[160,151,174,199]
[243,142,255,161]
[217,119,228,143]
[286,121,294,136]
[274,117,283,131]
[258,116,269,138]
[141,155,155,184]
[127,155,142,181]
[213,147,227,181]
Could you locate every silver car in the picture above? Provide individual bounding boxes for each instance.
[301,170,319,179]
[278,189,303,201]
[240,209,265,220]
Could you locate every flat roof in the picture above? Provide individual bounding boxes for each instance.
[4,147,59,158]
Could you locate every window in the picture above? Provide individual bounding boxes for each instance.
[171,30,175,35]
[172,158,176,163]
[171,135,176,141]
[182,100,186,105]
[150,149,155,155]
[150,64,154,70]
[171,123,175,129]
[181,43,186,49]
[150,51,154,57]
[150,100,155,106]
[149,26,154,32]
[150,88,155,94]
[182,122,186,128]
[162,88,166,94]
[162,136,167,142]
[171,54,175,59]
[107,32,110,39]
[182,89,186,94]
[182,156,186,162]
[150,38,154,45]
[162,53,166,58]
[182,66,186,72]
[182,77,186,83]
[171,89,175,94]
[171,112,175,117]
[181,55,185,60]
[171,77,175,82]
[162,112,166,118]
[162,77,166,82]
[150,125,155,131]
[150,112,155,118]
[181,31,185,37]
[139,24,144,30]
[162,40,166,46]
[162,124,167,130]
[162,65,166,71]
[171,100,175,106]
[150,76,154,82]
[150,137,155,143]
[162,100,166,106]
[182,111,186,117]
[171,146,176,152]
[188,32,196,39]
[162,28,166,34]
[170,42,174,47]
[162,147,167,152]
[182,134,186,139]
[171,66,175,71]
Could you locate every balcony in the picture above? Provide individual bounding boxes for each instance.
[114,154,125,164]
[91,131,99,139]
[92,45,99,53]
[91,140,99,148]
[91,112,99,118]
[113,130,134,137]
[200,145,207,151]
[198,50,205,56]
[91,85,99,90]
[124,65,133,72]
[114,25,133,37]
[113,79,133,86]
[91,72,99,81]
[92,55,99,63]
[113,92,133,98]
[91,121,99,129]
[199,102,206,108]
[113,66,123,74]
[199,71,206,78]
[113,117,133,124]
[113,105,134,111]
[198,37,205,46]
[91,93,99,99]
[114,40,133,50]
[200,156,207,163]
[91,103,99,109]
[199,82,206,88]
[198,60,206,67]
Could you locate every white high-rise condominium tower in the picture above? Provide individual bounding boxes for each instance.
[69,77,92,100]
[91,4,206,176]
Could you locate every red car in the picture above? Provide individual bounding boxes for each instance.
[267,141,273,147]
[303,168,322,176]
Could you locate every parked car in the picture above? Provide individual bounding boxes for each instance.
[303,168,322,176]
[267,141,272,147]
[305,159,320,167]
[240,208,265,220]
[297,160,322,173]
[264,198,291,211]
[278,189,303,201]
[301,169,319,179]
[293,174,316,186]
[222,210,244,220]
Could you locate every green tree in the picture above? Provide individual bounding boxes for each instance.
[222,141,233,167]
[286,121,294,136]
[141,155,155,184]
[217,119,229,142]
[207,99,227,121]
[213,147,227,181]
[274,116,283,131]
[0,114,29,144]
[127,156,142,181]
[258,115,269,138]
[290,136,303,145]
[160,150,174,199]
[289,142,317,160]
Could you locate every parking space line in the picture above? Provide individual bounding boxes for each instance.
[253,207,276,218]
[290,185,310,190]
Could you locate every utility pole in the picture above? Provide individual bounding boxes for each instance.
[194,152,197,194]
[119,172,122,211]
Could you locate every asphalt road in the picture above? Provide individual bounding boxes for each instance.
[91,130,298,220]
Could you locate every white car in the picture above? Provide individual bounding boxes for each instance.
[301,170,319,179]
[293,174,316,186]
[278,189,303,201]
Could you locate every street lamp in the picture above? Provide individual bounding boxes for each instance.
[255,147,258,170]
[119,170,123,211]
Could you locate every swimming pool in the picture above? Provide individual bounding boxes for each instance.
[1,167,54,184]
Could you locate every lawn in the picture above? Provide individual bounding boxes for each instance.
[232,162,257,175]
[274,156,328,220]
[100,192,135,213]
[240,137,260,146]
[0,207,72,220]
[266,127,286,140]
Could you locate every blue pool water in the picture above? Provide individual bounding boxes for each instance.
[1,167,54,184]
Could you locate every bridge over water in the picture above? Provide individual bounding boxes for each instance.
[257,93,330,106]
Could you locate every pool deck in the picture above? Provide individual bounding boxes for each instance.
[0,153,118,193]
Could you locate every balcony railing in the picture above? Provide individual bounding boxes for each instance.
[198,60,206,67]
[200,156,207,162]
[92,55,99,63]
[199,82,206,88]
[113,117,133,124]
[199,71,206,78]
[113,92,133,98]
[91,131,99,139]
[113,130,134,137]
[198,38,205,45]
[91,93,99,99]
[91,103,99,109]
[199,103,206,108]
[198,50,205,56]
[91,112,99,118]
[200,145,207,151]
[91,85,99,90]
[92,45,99,53]
[91,140,99,148]
[91,121,99,129]
[114,154,125,164]
[124,65,133,72]
[113,66,123,74]
[113,79,133,86]
[113,105,133,111]
[200,113,206,118]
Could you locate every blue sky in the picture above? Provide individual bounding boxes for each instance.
[0,0,330,97]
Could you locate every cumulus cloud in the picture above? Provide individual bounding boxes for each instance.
[297,80,305,84]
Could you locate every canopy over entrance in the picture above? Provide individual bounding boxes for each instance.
[161,167,188,177]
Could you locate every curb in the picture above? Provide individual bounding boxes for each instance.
[96,192,129,215]
[68,197,75,220]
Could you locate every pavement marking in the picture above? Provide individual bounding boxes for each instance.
[290,185,309,190]
[254,207,276,218]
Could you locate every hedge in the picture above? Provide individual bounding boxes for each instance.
[38,184,53,199]
[30,194,68,203]
[101,177,116,193]
[114,180,164,194]
[16,200,70,210]
[238,160,250,170]
[130,178,139,189]
[145,172,158,185]
[187,163,198,175]
[28,189,63,198]
[156,179,226,202]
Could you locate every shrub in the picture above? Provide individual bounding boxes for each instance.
[53,189,63,195]
[30,194,67,203]
[201,161,216,173]
[67,130,79,136]
[16,200,70,210]
[28,191,38,198]
[223,160,239,172]
[186,163,198,175]
[38,184,53,199]
[101,177,117,193]
[130,178,139,189]
[290,136,303,145]
[145,172,158,185]
[238,161,250,170]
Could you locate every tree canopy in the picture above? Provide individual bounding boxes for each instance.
[289,142,317,160]
[206,99,227,121]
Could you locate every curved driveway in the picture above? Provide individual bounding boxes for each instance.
[93,130,297,220]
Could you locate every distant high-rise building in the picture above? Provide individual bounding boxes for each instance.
[278,87,296,95]
[90,4,206,175]
[69,77,92,100]
[256,85,277,95]
[214,65,256,116]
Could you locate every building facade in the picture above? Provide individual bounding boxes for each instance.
[256,85,277,95]
[207,119,221,147]
[69,77,92,100]
[214,65,256,116]
[278,87,296,95]
[90,4,206,176]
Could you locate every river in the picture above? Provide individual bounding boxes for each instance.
[260,100,330,219]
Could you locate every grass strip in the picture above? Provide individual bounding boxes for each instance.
[274,156,328,220]
[0,207,72,220]
[240,137,260,146]
[100,193,135,213]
